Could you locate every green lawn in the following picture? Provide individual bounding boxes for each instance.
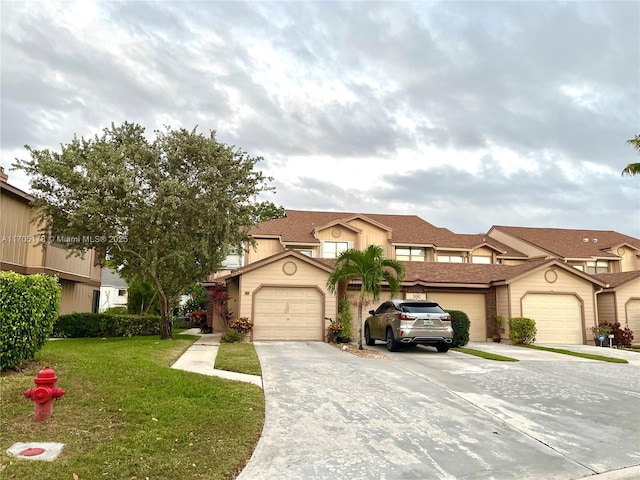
[519,344,629,363]
[0,336,264,479]
[214,343,262,376]
[452,347,519,362]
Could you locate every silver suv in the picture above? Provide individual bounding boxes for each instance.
[364,300,454,352]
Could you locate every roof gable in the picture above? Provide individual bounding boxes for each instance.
[313,220,363,237]
[249,209,444,245]
[213,249,334,281]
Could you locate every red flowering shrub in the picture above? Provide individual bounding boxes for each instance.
[210,282,233,328]
[597,321,634,348]
[230,317,253,334]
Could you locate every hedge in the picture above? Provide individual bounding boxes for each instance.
[0,271,61,370]
[52,313,161,338]
[447,310,470,347]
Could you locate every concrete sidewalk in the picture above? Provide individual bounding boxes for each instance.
[170,329,262,388]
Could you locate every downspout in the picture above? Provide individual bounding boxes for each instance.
[593,287,603,328]
[593,285,608,328]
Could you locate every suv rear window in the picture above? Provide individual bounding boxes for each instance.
[401,303,445,314]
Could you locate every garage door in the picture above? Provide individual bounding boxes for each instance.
[253,287,323,341]
[522,294,583,344]
[626,299,640,341]
[426,293,486,342]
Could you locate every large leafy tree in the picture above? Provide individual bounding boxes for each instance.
[252,201,286,223]
[622,134,640,176]
[326,245,405,350]
[14,122,272,339]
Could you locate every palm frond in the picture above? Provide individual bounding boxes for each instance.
[622,135,640,176]
[621,162,640,177]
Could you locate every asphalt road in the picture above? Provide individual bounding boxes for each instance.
[238,342,640,480]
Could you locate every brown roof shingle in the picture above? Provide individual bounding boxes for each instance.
[491,226,640,259]
[249,210,446,244]
[249,210,525,257]
[402,258,555,285]
[591,271,640,289]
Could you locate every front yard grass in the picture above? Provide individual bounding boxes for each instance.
[215,343,262,376]
[519,344,629,363]
[0,335,264,479]
[452,347,519,362]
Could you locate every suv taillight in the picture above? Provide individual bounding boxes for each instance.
[441,314,452,322]
[397,313,415,321]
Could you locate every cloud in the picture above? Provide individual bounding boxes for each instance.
[2,0,638,238]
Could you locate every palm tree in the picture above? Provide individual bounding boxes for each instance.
[326,245,405,350]
[622,135,640,176]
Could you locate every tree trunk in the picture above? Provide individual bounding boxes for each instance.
[158,293,173,340]
[357,300,363,350]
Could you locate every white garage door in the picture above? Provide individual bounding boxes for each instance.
[426,293,486,342]
[522,294,583,344]
[253,287,323,341]
[626,299,640,341]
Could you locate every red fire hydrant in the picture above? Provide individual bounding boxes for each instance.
[24,365,66,422]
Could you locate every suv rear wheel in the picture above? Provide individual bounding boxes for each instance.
[386,328,399,352]
[364,325,376,346]
[436,343,450,353]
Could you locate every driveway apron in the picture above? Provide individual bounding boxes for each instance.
[237,342,640,480]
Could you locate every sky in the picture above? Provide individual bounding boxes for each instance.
[2,0,639,238]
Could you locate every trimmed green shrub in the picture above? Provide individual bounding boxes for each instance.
[221,329,244,343]
[52,313,160,338]
[104,306,128,315]
[0,271,61,370]
[172,317,192,329]
[509,317,537,345]
[447,310,470,347]
[52,313,108,338]
[109,315,161,337]
[337,299,353,342]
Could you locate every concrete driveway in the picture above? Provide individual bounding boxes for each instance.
[238,342,640,480]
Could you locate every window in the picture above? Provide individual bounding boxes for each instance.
[437,255,463,263]
[586,260,608,274]
[296,249,314,257]
[374,302,394,315]
[117,289,127,297]
[472,256,491,264]
[323,241,349,258]
[395,247,426,261]
[401,302,445,314]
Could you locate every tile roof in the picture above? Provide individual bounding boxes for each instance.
[249,210,526,256]
[490,226,640,259]
[591,271,640,289]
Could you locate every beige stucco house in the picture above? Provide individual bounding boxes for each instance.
[206,210,638,345]
[1,169,101,314]
[592,271,640,336]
